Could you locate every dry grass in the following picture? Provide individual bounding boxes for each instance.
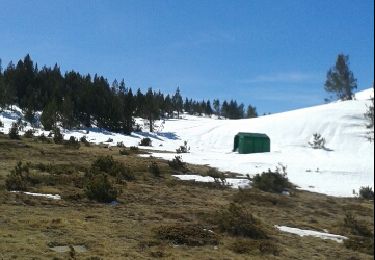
[0,134,373,259]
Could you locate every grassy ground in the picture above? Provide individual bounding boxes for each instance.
[0,133,373,259]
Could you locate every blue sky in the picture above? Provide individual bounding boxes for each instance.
[0,0,373,113]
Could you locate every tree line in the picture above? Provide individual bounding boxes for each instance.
[0,55,258,133]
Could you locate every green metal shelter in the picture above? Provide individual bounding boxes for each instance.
[233,132,270,154]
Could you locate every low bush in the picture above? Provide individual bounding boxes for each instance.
[8,123,20,139]
[52,128,63,144]
[154,224,219,246]
[119,149,129,155]
[0,119,3,127]
[36,133,52,144]
[80,136,90,147]
[64,136,80,149]
[250,165,292,193]
[84,173,118,203]
[149,161,161,177]
[91,156,135,181]
[207,168,228,187]
[344,236,374,255]
[229,239,259,254]
[168,156,187,172]
[24,129,34,138]
[106,138,113,142]
[343,212,373,237]
[359,186,374,200]
[116,141,124,147]
[130,146,139,151]
[176,140,190,153]
[308,133,326,149]
[5,161,31,191]
[258,240,280,256]
[139,137,152,146]
[215,203,268,239]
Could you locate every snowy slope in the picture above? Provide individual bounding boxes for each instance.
[1,88,373,197]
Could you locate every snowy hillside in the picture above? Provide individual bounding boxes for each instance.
[1,88,373,197]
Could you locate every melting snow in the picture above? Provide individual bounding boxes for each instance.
[11,191,61,200]
[172,174,250,188]
[275,225,348,243]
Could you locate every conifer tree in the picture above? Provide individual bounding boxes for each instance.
[324,54,357,100]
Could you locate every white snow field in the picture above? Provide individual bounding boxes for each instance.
[0,88,373,197]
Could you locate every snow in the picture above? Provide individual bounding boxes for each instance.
[10,191,61,200]
[275,225,348,243]
[172,174,250,188]
[1,88,373,197]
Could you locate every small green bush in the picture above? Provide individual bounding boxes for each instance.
[359,186,374,200]
[64,136,80,149]
[251,166,292,193]
[229,239,259,254]
[5,161,31,191]
[343,212,373,237]
[215,203,268,239]
[139,137,152,146]
[344,236,374,255]
[149,161,161,177]
[8,123,20,139]
[80,136,90,147]
[154,224,219,246]
[84,174,118,203]
[52,128,63,144]
[119,149,129,156]
[207,168,228,187]
[91,156,135,181]
[24,129,34,138]
[168,156,187,172]
[37,133,52,143]
[258,240,280,256]
[176,140,190,153]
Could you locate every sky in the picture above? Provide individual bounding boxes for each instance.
[0,0,373,114]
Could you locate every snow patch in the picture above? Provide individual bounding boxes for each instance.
[275,225,348,243]
[172,174,250,188]
[11,191,61,200]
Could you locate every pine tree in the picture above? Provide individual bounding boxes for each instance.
[324,54,357,100]
[246,105,258,118]
[172,87,183,118]
[41,100,58,130]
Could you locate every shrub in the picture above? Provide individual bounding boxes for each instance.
[343,212,373,237]
[37,133,52,143]
[344,236,374,255]
[308,133,326,149]
[154,224,219,246]
[149,161,161,177]
[0,120,3,127]
[215,203,268,239]
[258,240,280,256]
[359,186,374,200]
[52,128,63,144]
[116,141,125,147]
[130,146,139,151]
[250,165,292,193]
[106,138,113,142]
[8,123,20,139]
[176,140,190,153]
[5,161,31,191]
[168,156,187,172]
[119,149,129,155]
[229,239,259,254]
[207,168,228,187]
[64,136,80,149]
[91,156,135,181]
[92,156,116,173]
[84,174,118,203]
[24,129,34,138]
[80,136,90,147]
[139,137,152,146]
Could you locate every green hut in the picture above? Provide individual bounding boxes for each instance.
[233,132,270,154]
